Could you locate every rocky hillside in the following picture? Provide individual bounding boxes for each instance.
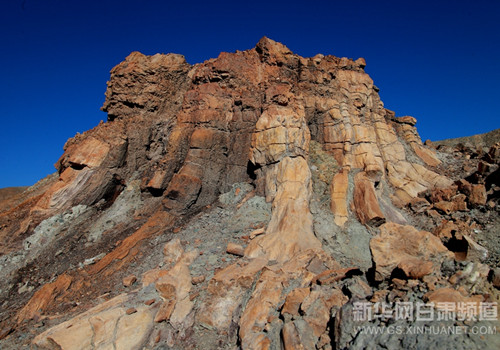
[432,128,500,149]
[0,38,499,350]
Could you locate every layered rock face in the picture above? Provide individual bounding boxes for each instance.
[1,38,499,349]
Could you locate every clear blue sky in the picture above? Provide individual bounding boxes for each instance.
[1,0,499,187]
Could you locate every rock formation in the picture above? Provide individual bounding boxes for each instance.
[0,38,499,349]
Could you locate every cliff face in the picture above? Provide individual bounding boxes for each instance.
[0,38,499,349]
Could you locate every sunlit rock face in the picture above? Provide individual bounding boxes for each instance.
[2,38,498,350]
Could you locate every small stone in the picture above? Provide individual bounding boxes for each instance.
[192,275,205,285]
[409,197,430,213]
[226,242,245,256]
[144,299,156,306]
[123,275,137,287]
[469,184,487,207]
[391,278,407,289]
[249,227,266,239]
[154,300,175,323]
[491,268,500,289]
[189,291,200,301]
[155,330,162,343]
[126,307,137,315]
[433,201,455,215]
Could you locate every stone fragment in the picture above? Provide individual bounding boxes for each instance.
[433,201,455,214]
[469,184,487,207]
[424,288,483,311]
[198,258,268,331]
[226,242,245,256]
[154,299,176,323]
[191,275,205,285]
[250,227,266,239]
[16,274,73,323]
[491,268,500,289]
[123,275,137,287]
[352,172,385,226]
[281,287,310,316]
[370,223,453,281]
[409,197,430,213]
[33,294,154,349]
[126,307,137,315]
[142,268,169,287]
[163,238,184,265]
[282,322,303,350]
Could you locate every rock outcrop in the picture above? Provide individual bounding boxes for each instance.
[0,38,499,350]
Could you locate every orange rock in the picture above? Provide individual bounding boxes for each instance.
[123,275,137,287]
[433,201,455,214]
[239,269,285,349]
[62,136,111,169]
[397,116,417,126]
[312,267,360,285]
[191,275,205,285]
[126,307,137,315]
[16,274,73,324]
[370,223,453,281]
[154,299,176,323]
[163,238,184,265]
[425,288,483,311]
[429,186,458,203]
[281,287,310,316]
[397,260,434,279]
[142,269,169,287]
[352,172,385,226]
[409,197,430,213]
[245,157,322,262]
[226,242,245,256]
[330,169,349,226]
[469,184,487,207]
[282,322,303,350]
[87,210,175,275]
[198,258,267,330]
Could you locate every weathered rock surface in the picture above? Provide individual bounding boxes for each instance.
[370,222,453,281]
[1,38,499,350]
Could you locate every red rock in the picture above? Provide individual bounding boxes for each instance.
[126,307,137,315]
[352,172,385,226]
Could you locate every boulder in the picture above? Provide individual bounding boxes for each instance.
[370,223,453,281]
